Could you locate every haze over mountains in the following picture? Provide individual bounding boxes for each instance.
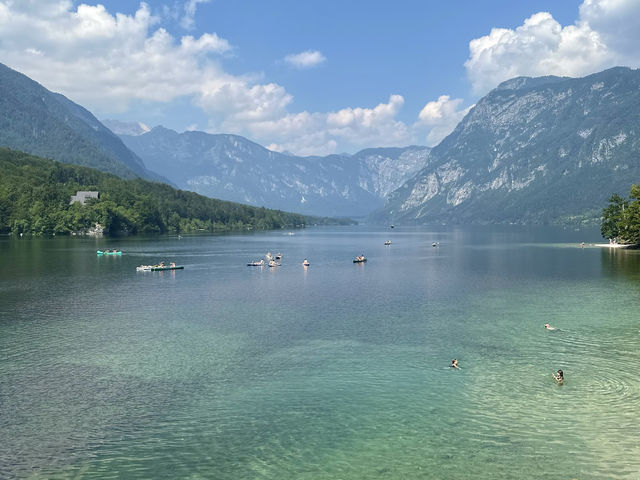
[1,61,639,224]
[117,126,430,217]
[379,67,640,225]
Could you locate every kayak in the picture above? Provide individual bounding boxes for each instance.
[97,250,122,255]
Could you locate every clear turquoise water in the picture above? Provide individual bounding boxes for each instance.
[1,226,640,479]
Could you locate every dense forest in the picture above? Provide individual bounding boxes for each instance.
[0,148,352,236]
[601,184,640,244]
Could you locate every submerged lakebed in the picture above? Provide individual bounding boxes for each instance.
[1,225,640,479]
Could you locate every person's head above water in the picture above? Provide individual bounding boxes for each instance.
[557,370,563,377]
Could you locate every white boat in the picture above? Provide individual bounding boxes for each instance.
[137,263,183,271]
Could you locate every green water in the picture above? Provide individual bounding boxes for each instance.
[1,226,639,479]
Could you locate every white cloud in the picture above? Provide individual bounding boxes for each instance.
[181,0,211,30]
[579,0,640,62]
[0,1,482,156]
[0,0,414,155]
[415,95,473,146]
[237,95,411,156]
[283,50,327,69]
[0,0,269,117]
[200,81,293,122]
[465,0,640,95]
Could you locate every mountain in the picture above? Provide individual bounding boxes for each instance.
[0,63,162,181]
[119,126,430,217]
[0,147,349,236]
[379,67,640,225]
[102,119,151,136]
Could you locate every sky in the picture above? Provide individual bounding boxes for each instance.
[1,0,640,156]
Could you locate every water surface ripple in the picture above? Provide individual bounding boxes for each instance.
[1,226,640,479]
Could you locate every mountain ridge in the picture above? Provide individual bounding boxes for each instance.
[378,66,640,225]
[119,126,431,217]
[0,63,164,182]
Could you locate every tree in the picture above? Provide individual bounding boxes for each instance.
[601,193,628,240]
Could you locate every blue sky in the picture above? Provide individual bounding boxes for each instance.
[1,0,638,155]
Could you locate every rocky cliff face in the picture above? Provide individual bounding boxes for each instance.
[120,127,430,217]
[379,67,640,225]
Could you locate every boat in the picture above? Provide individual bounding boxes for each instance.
[353,255,367,263]
[266,252,273,261]
[432,242,440,247]
[247,260,265,266]
[275,252,283,260]
[150,265,184,271]
[302,259,310,267]
[137,263,183,271]
[384,240,391,245]
[97,249,122,255]
[390,225,395,229]
[268,260,280,267]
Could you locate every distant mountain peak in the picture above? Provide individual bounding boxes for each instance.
[118,126,431,217]
[102,119,151,136]
[494,75,569,92]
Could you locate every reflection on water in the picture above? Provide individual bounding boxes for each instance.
[1,226,639,479]
[600,246,640,280]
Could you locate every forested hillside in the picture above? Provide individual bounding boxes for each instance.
[0,63,162,181]
[0,148,350,236]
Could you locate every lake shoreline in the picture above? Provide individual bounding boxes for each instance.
[593,243,640,249]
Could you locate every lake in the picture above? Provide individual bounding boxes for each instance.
[1,226,640,479]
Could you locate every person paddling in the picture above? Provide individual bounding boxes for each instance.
[450,358,460,369]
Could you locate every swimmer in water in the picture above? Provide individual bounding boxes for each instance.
[552,369,564,383]
[450,359,460,369]
[544,323,557,331]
